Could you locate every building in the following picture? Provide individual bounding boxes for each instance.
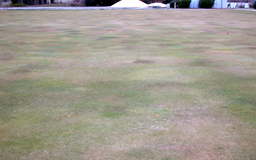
[227,0,253,8]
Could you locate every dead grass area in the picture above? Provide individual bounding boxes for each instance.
[0,10,256,160]
[169,107,255,159]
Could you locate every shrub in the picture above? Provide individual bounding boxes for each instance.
[179,0,191,8]
[163,0,172,4]
[168,0,191,8]
[11,0,18,4]
[69,0,84,6]
[85,0,118,6]
[253,1,256,9]
[238,4,244,8]
[249,2,253,8]
[199,0,214,8]
[143,0,153,4]
[10,3,26,6]
[169,0,178,7]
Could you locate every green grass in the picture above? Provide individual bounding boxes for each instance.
[0,10,256,160]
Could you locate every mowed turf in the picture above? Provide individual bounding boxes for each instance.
[0,9,255,159]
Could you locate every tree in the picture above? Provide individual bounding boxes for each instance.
[199,0,214,8]
[179,0,191,8]
[85,0,118,6]
[143,0,153,4]
[162,0,172,4]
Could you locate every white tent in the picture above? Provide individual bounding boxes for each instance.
[111,0,148,8]
[148,2,167,8]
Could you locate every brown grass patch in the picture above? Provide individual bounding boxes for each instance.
[246,46,256,49]
[158,106,256,159]
[155,59,188,66]
[37,29,58,32]
[0,53,14,61]
[100,94,124,104]
[87,59,132,68]
[53,58,76,69]
[209,50,235,55]
[216,66,256,76]
[12,69,31,74]
[133,59,154,64]
[0,74,25,81]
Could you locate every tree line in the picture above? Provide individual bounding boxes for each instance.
[12,0,54,5]
[11,0,156,6]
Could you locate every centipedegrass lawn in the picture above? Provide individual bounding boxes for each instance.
[0,9,256,159]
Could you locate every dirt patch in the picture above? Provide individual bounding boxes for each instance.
[133,59,154,64]
[11,69,31,74]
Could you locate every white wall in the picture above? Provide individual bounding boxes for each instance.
[213,0,227,8]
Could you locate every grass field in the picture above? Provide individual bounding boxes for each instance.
[0,9,256,159]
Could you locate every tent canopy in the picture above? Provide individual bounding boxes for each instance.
[111,0,148,8]
[148,2,167,8]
